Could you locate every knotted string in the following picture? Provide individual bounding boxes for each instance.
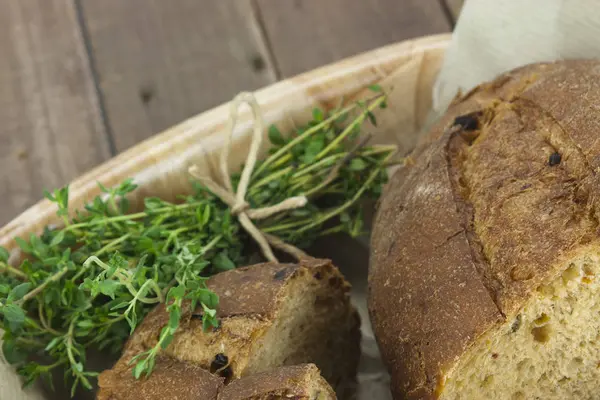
[188,92,309,262]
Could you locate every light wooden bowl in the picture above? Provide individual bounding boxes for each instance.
[0,33,451,400]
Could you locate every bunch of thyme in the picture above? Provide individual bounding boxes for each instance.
[0,90,395,396]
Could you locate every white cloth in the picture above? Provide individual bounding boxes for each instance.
[433,0,600,113]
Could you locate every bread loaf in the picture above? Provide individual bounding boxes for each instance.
[369,60,600,399]
[98,258,359,399]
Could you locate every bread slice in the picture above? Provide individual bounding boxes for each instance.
[98,351,334,400]
[97,345,223,400]
[112,258,359,397]
[220,364,336,400]
[369,60,600,399]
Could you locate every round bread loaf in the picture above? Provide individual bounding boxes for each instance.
[369,60,600,399]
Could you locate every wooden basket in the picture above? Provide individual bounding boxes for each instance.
[0,33,450,400]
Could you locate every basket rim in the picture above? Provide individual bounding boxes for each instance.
[0,33,451,248]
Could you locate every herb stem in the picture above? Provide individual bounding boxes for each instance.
[23,315,63,335]
[149,281,164,304]
[109,196,119,217]
[44,359,68,372]
[18,266,70,305]
[317,225,346,236]
[298,154,393,234]
[260,217,315,233]
[314,95,385,161]
[252,103,359,177]
[162,227,195,252]
[0,261,28,280]
[200,235,223,255]
[291,154,344,180]
[250,166,293,192]
[96,233,132,258]
[66,322,77,366]
[38,302,62,336]
[131,280,162,305]
[65,320,91,393]
[66,202,205,230]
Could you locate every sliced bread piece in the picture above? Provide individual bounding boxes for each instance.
[219,364,336,400]
[98,356,334,400]
[122,258,360,397]
[97,346,223,400]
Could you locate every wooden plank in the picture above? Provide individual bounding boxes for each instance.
[255,0,451,77]
[0,0,111,226]
[443,0,465,24]
[79,0,277,153]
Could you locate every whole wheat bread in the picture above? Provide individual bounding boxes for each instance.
[220,363,336,400]
[98,258,359,399]
[369,60,600,399]
[98,351,334,400]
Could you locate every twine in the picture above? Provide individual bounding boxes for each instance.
[188,92,309,262]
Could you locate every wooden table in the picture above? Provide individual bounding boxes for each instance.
[0,0,461,226]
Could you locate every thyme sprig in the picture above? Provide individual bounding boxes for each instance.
[0,91,394,396]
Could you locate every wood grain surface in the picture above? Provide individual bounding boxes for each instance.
[0,0,110,226]
[255,0,451,77]
[78,0,277,152]
[0,0,451,226]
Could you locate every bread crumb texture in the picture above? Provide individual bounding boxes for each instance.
[369,60,600,399]
[444,255,600,399]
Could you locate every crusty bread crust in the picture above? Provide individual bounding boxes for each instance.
[97,352,224,400]
[98,355,334,400]
[369,60,600,399]
[220,364,336,400]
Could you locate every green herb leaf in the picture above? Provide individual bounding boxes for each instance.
[77,320,94,329]
[44,190,56,202]
[349,158,367,171]
[3,304,26,331]
[14,238,32,253]
[160,329,174,350]
[117,179,138,196]
[201,303,219,331]
[302,135,325,164]
[97,280,120,299]
[168,286,185,301]
[369,84,383,92]
[268,125,285,146]
[50,230,66,246]
[8,283,31,302]
[168,307,181,331]
[73,362,84,373]
[45,336,62,352]
[213,252,235,271]
[2,339,26,364]
[367,111,377,126]
[0,247,9,263]
[133,359,147,379]
[312,108,324,122]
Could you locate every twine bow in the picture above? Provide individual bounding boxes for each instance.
[188,92,309,262]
